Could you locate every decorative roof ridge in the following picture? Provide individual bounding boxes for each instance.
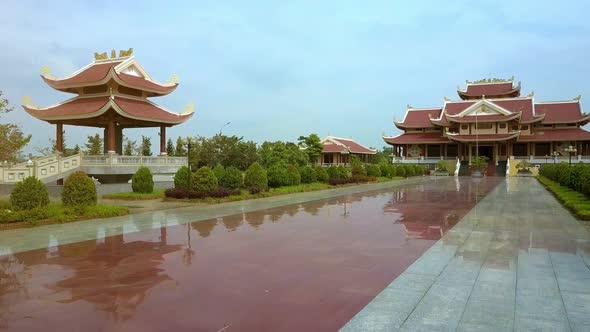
[41,58,123,81]
[535,99,581,105]
[112,94,194,116]
[406,107,442,112]
[21,94,94,110]
[327,136,377,152]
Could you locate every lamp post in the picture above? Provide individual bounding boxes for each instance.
[552,151,559,164]
[186,138,192,190]
[219,121,231,135]
[565,145,577,165]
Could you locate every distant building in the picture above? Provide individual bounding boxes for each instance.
[383,78,590,175]
[320,136,376,166]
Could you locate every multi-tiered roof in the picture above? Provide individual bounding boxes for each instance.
[384,78,590,145]
[23,49,193,127]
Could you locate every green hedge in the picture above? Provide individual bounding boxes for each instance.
[10,177,50,211]
[287,164,301,186]
[539,163,590,196]
[244,162,268,192]
[537,175,590,220]
[314,165,328,182]
[299,165,316,184]
[174,166,191,189]
[131,166,154,193]
[365,164,381,177]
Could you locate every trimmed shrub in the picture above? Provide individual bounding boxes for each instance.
[366,164,382,177]
[244,162,268,192]
[267,163,290,188]
[213,164,226,182]
[131,166,154,193]
[220,166,243,189]
[396,164,406,177]
[540,162,590,197]
[404,165,414,177]
[192,166,218,193]
[326,165,339,179]
[379,164,390,177]
[10,177,50,211]
[386,164,396,178]
[300,165,316,183]
[174,166,191,189]
[62,171,97,207]
[351,162,367,180]
[337,165,350,179]
[414,164,424,176]
[287,164,301,186]
[314,165,328,182]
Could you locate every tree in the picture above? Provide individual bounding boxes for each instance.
[140,135,152,156]
[0,91,31,161]
[85,134,103,155]
[372,146,393,164]
[175,136,186,156]
[166,138,175,156]
[123,136,137,156]
[259,141,308,168]
[72,144,80,154]
[297,134,323,164]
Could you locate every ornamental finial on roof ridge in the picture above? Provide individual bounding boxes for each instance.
[574,95,582,101]
[94,48,133,61]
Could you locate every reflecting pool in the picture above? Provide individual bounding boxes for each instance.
[0,177,501,331]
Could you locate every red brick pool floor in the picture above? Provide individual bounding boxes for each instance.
[0,177,501,331]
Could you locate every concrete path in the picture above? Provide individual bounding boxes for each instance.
[341,177,590,332]
[0,177,427,256]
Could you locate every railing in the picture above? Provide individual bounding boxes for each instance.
[392,156,457,164]
[1,153,188,183]
[321,162,350,167]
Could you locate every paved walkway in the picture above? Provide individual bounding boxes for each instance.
[341,177,590,332]
[0,177,427,255]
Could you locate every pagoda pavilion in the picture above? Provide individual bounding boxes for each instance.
[319,136,377,165]
[383,78,590,174]
[22,48,194,156]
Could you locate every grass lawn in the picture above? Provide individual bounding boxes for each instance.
[103,189,165,200]
[536,175,590,221]
[0,200,129,229]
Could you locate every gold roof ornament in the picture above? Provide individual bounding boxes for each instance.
[94,52,108,60]
[444,96,451,101]
[574,95,582,101]
[526,91,535,97]
[181,103,195,115]
[21,96,35,107]
[40,65,54,79]
[167,74,179,85]
[110,50,116,59]
[466,77,514,84]
[407,104,413,109]
[119,48,133,57]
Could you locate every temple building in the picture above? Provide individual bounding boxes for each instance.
[383,78,590,175]
[22,48,194,156]
[320,136,377,165]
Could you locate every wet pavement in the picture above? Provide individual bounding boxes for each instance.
[341,177,590,332]
[0,177,500,332]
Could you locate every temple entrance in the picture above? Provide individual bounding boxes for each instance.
[473,145,494,161]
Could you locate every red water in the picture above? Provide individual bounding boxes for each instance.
[0,177,500,332]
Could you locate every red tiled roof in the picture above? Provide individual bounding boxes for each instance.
[395,109,441,128]
[458,82,519,98]
[517,128,590,142]
[322,144,348,153]
[447,133,519,142]
[446,113,520,123]
[491,99,539,122]
[535,102,588,124]
[42,60,176,96]
[117,72,177,94]
[23,96,192,124]
[445,101,476,115]
[330,137,377,154]
[383,133,450,144]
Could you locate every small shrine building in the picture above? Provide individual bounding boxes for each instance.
[320,136,377,165]
[22,48,194,156]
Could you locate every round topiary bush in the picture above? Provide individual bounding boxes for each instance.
[131,166,154,193]
[10,177,50,211]
[337,165,350,179]
[379,163,390,177]
[174,166,190,189]
[351,163,367,180]
[267,163,290,188]
[396,165,406,177]
[404,165,414,177]
[244,162,268,192]
[366,164,382,177]
[386,164,396,178]
[326,165,339,179]
[62,171,97,207]
[314,165,328,182]
[287,164,301,186]
[300,165,316,183]
[220,166,243,189]
[192,166,218,193]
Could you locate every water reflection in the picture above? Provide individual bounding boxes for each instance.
[0,178,503,332]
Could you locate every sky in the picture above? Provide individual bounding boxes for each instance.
[1,0,590,155]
